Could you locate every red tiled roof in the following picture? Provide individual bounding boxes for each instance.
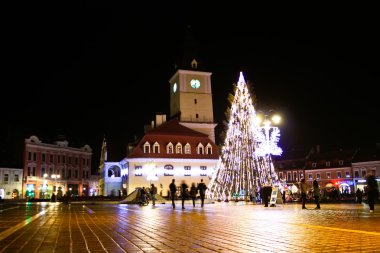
[128,119,219,159]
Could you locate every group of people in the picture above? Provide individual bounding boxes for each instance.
[299,174,379,212]
[169,179,208,209]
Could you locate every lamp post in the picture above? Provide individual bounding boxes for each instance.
[254,111,283,157]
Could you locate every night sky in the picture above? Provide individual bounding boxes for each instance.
[2,3,379,169]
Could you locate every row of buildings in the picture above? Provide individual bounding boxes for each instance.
[1,46,379,199]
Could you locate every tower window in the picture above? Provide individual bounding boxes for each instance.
[194,99,197,104]
[196,114,199,119]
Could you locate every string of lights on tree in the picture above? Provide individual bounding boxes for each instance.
[207,72,281,201]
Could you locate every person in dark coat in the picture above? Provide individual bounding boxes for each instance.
[197,179,208,207]
[169,179,177,209]
[262,185,272,207]
[366,174,379,213]
[180,180,189,209]
[190,183,198,207]
[356,188,363,204]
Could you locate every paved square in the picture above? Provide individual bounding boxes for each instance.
[0,201,379,252]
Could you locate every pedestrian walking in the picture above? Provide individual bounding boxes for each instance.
[262,185,272,207]
[356,188,363,204]
[300,178,307,209]
[169,179,177,209]
[366,174,379,213]
[150,183,157,206]
[190,182,198,207]
[197,179,208,207]
[282,190,286,204]
[313,179,321,209]
[180,180,189,209]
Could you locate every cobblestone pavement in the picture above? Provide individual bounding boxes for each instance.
[0,201,379,253]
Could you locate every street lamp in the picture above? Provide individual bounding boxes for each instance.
[254,111,283,157]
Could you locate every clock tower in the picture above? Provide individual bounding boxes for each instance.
[169,42,217,142]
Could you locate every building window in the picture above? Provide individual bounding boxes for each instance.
[200,166,207,170]
[153,142,160,153]
[58,156,61,163]
[4,174,9,184]
[68,170,72,178]
[75,170,78,178]
[166,143,174,154]
[361,170,366,178]
[135,166,142,176]
[143,142,151,153]
[279,172,283,179]
[14,174,19,182]
[50,155,53,163]
[196,113,199,119]
[176,143,182,154]
[62,169,65,178]
[206,143,212,154]
[42,154,46,162]
[326,172,331,179]
[68,157,72,164]
[312,162,317,168]
[326,161,330,167]
[293,172,298,181]
[33,153,36,161]
[62,156,66,163]
[308,173,312,180]
[32,167,35,176]
[184,166,191,170]
[316,173,320,179]
[337,172,342,178]
[164,164,174,176]
[339,160,344,166]
[200,173,207,176]
[353,170,359,178]
[28,152,32,160]
[194,99,197,104]
[27,167,31,176]
[197,143,204,154]
[345,171,350,178]
[287,172,292,181]
[41,167,46,177]
[185,143,191,154]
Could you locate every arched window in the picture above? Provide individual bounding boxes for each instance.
[184,143,191,154]
[153,142,160,153]
[143,142,150,154]
[197,143,204,154]
[166,142,174,154]
[206,143,212,154]
[175,143,182,154]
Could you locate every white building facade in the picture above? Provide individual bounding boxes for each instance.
[0,167,23,199]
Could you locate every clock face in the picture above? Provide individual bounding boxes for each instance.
[173,82,177,93]
[190,79,201,89]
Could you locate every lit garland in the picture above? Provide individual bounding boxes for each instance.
[207,72,280,201]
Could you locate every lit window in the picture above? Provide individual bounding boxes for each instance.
[135,166,142,176]
[316,174,320,179]
[176,143,182,154]
[166,143,174,154]
[339,160,344,166]
[185,143,191,154]
[345,171,350,178]
[153,142,160,153]
[206,143,212,154]
[337,172,342,178]
[326,172,331,179]
[312,163,317,168]
[197,143,204,154]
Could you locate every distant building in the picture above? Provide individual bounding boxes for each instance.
[0,167,23,199]
[23,135,93,199]
[126,117,219,196]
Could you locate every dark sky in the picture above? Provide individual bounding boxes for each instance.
[2,3,379,168]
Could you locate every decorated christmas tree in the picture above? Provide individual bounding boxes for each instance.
[207,72,281,201]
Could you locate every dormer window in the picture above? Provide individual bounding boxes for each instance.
[191,59,198,69]
[185,143,191,154]
[143,142,150,154]
[176,143,182,154]
[153,142,160,153]
[312,162,317,168]
[166,142,174,154]
[339,160,344,166]
[326,161,330,167]
[206,143,212,154]
[197,143,204,154]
